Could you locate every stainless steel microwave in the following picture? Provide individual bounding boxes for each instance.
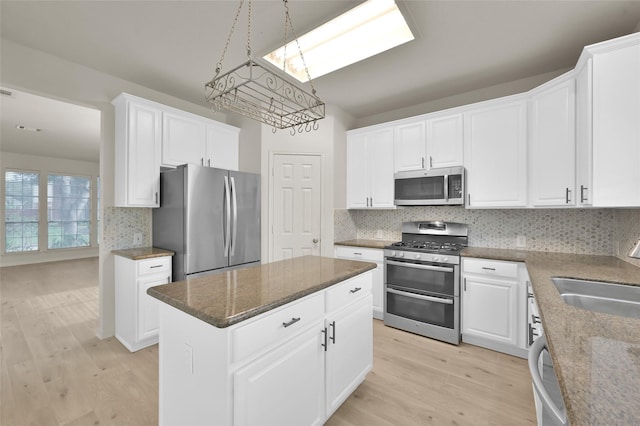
[394,166,465,206]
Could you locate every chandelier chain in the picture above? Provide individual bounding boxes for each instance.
[247,0,252,57]
[215,0,246,74]
[282,0,316,94]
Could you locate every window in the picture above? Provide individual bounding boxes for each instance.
[47,174,91,249]
[4,170,40,252]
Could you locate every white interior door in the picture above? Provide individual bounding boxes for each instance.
[271,154,322,261]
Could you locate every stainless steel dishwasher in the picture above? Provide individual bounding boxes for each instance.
[528,335,569,426]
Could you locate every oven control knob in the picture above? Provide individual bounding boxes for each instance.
[433,256,440,262]
[390,250,396,257]
[442,257,449,263]
[415,254,421,260]
[399,252,405,258]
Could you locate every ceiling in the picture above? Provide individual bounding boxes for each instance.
[1,1,640,162]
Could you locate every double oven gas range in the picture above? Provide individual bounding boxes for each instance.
[383,221,468,345]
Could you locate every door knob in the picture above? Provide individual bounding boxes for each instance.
[312,238,319,244]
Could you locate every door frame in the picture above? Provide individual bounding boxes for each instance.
[268,152,324,263]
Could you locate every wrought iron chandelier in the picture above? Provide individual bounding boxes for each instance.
[205,0,325,135]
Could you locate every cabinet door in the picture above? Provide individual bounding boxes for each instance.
[206,123,239,170]
[464,98,528,208]
[325,296,373,418]
[462,275,518,347]
[372,263,384,320]
[426,113,464,168]
[530,79,576,206]
[161,111,207,167]
[394,119,426,172]
[346,133,370,209]
[369,128,395,208]
[592,42,640,207]
[234,324,325,426]
[125,102,162,207]
[137,274,170,341]
[575,60,593,206]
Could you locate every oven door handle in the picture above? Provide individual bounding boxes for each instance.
[386,259,454,273]
[387,288,454,305]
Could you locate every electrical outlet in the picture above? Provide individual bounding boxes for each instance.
[133,232,143,245]
[375,230,384,239]
[516,235,526,249]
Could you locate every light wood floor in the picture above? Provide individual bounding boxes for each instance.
[1,258,536,425]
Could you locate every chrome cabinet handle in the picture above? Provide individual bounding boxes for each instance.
[421,157,425,169]
[430,156,433,168]
[321,327,328,351]
[150,265,163,269]
[282,317,301,328]
[463,277,467,291]
[329,321,336,344]
[155,192,158,205]
[201,157,204,165]
[565,187,571,203]
[207,159,211,167]
[481,267,496,271]
[312,238,319,244]
[580,185,588,203]
[531,314,541,324]
[350,287,362,294]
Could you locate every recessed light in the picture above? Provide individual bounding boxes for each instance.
[16,125,42,132]
[263,0,414,82]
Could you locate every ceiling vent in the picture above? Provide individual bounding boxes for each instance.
[16,125,42,132]
[0,89,15,98]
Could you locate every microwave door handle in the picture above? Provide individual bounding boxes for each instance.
[386,260,454,273]
[443,174,449,201]
[387,288,453,304]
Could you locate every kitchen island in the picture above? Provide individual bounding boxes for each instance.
[463,248,640,425]
[147,255,376,426]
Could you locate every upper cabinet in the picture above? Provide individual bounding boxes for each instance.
[425,111,464,169]
[347,127,395,209]
[113,94,162,208]
[113,93,240,208]
[529,76,576,207]
[393,118,426,172]
[579,33,640,207]
[464,96,528,208]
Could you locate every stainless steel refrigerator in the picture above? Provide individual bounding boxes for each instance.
[152,164,260,281]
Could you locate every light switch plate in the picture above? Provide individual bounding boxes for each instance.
[516,235,526,249]
[133,232,142,245]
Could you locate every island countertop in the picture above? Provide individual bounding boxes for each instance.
[462,247,640,425]
[147,255,376,328]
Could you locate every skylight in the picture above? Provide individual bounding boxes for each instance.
[263,0,414,82]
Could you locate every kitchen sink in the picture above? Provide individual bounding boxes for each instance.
[551,277,640,319]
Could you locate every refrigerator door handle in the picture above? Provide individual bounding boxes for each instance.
[223,175,231,257]
[230,176,238,256]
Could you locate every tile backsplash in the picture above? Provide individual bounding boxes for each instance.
[102,207,152,251]
[614,209,640,267]
[335,207,623,256]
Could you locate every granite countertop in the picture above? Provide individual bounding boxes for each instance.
[462,247,640,425]
[334,239,396,249]
[112,247,175,260]
[147,255,377,328]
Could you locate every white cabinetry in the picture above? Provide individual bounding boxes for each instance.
[576,59,593,206]
[461,257,527,358]
[393,118,426,172]
[161,111,207,167]
[464,96,528,208]
[324,294,372,418]
[425,111,464,169]
[112,94,162,208]
[577,33,640,207]
[115,254,172,352]
[158,271,373,426]
[529,77,576,207]
[346,127,395,209]
[334,245,384,319]
[161,109,239,171]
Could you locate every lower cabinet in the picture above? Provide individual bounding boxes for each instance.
[461,257,528,358]
[114,254,172,352]
[334,245,384,319]
[234,324,325,426]
[325,297,373,418]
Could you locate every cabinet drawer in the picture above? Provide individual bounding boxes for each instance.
[326,272,372,313]
[334,246,383,262]
[137,256,172,276]
[463,258,518,278]
[232,292,324,364]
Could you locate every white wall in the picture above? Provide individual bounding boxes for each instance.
[0,152,100,266]
[0,38,235,338]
